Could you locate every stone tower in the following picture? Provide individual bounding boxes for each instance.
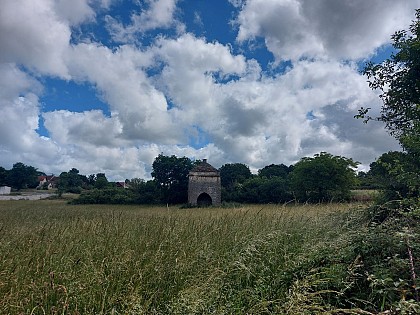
[188,159,221,206]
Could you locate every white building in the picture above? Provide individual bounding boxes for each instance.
[0,186,11,195]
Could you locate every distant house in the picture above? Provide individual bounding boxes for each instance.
[0,186,11,195]
[116,182,129,189]
[37,175,59,190]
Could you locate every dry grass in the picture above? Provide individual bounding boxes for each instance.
[0,200,364,314]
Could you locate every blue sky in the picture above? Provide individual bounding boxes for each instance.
[0,0,417,180]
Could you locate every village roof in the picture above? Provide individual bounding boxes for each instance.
[190,159,219,173]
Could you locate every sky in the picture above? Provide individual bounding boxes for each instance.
[0,0,417,181]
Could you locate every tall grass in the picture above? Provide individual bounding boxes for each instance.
[0,201,367,314]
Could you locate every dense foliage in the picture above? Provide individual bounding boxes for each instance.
[0,162,39,190]
[1,151,360,205]
[290,152,358,202]
[58,168,84,195]
[358,9,420,210]
[152,154,195,204]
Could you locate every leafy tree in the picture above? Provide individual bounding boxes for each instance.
[357,10,420,205]
[94,173,110,189]
[0,166,8,186]
[359,10,420,147]
[219,163,252,189]
[355,170,380,190]
[258,164,292,179]
[369,151,419,201]
[86,174,96,187]
[58,168,83,195]
[219,163,252,202]
[240,177,292,204]
[290,152,358,202]
[129,178,160,204]
[151,154,194,204]
[6,162,38,190]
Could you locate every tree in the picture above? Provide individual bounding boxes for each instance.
[369,151,419,201]
[290,152,358,202]
[129,178,160,204]
[357,10,420,204]
[151,154,194,204]
[258,164,292,179]
[240,176,292,204]
[94,173,110,189]
[219,163,252,189]
[358,9,419,154]
[356,170,380,190]
[0,166,8,186]
[6,162,39,190]
[58,168,83,194]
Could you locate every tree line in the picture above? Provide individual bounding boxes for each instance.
[0,151,391,205]
[1,148,413,205]
[1,9,418,208]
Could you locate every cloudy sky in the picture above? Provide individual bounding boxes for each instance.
[0,0,417,180]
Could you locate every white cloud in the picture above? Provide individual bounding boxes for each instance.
[66,43,183,144]
[0,0,71,77]
[228,0,245,8]
[0,0,407,180]
[236,0,418,61]
[154,33,248,123]
[0,64,61,170]
[106,0,182,43]
[42,110,123,147]
[156,50,399,169]
[54,0,95,25]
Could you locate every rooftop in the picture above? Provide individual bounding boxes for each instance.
[190,159,219,173]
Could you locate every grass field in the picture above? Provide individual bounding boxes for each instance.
[0,200,378,314]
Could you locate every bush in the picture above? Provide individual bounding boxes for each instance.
[71,188,135,204]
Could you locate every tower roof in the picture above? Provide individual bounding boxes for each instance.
[190,159,219,173]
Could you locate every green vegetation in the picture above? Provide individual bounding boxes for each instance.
[357,9,420,212]
[0,162,40,190]
[0,200,418,314]
[290,152,358,202]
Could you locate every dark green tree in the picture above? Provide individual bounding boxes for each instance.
[359,9,420,147]
[290,152,358,202]
[369,151,419,201]
[355,170,379,190]
[0,166,8,186]
[6,162,39,190]
[240,177,292,204]
[219,163,252,189]
[129,178,160,204]
[357,10,420,204]
[151,154,194,204]
[258,163,292,179]
[94,173,110,189]
[58,168,83,195]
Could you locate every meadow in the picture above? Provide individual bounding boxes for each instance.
[0,200,403,314]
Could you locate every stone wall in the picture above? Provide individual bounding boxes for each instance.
[188,172,221,206]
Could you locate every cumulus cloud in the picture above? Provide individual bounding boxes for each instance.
[0,0,407,180]
[54,0,95,25]
[0,64,60,169]
[236,0,418,61]
[106,0,182,43]
[43,110,123,147]
[67,43,183,144]
[0,0,71,77]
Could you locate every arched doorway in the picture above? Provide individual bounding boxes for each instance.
[197,193,212,207]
